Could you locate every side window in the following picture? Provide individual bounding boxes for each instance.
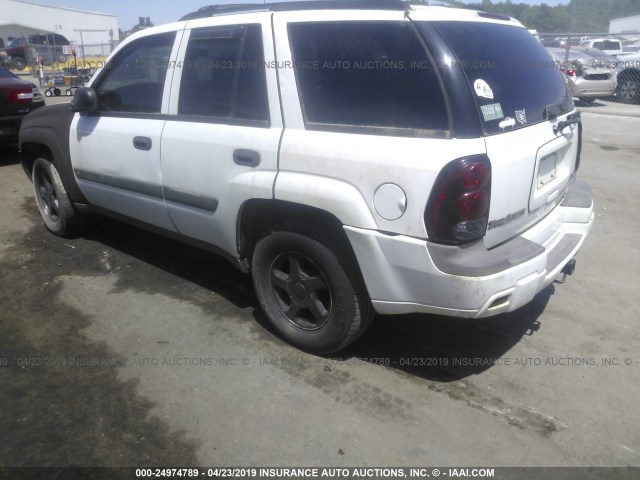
[288,22,449,134]
[94,32,175,114]
[178,24,269,122]
[53,34,68,45]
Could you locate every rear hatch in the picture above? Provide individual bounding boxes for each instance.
[426,19,578,248]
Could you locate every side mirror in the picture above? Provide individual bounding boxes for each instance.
[71,87,98,113]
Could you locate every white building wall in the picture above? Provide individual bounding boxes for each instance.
[0,0,119,55]
[609,15,640,34]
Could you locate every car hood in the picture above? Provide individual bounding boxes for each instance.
[618,52,640,61]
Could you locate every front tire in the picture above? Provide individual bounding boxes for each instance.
[252,224,373,353]
[32,158,83,236]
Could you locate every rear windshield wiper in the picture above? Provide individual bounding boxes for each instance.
[554,112,581,135]
[546,104,580,134]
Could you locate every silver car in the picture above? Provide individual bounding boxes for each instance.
[547,47,618,103]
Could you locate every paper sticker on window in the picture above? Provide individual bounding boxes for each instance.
[480,103,504,122]
[474,79,494,99]
[515,109,527,124]
[499,117,516,130]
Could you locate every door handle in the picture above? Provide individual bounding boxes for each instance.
[233,149,260,168]
[133,136,152,151]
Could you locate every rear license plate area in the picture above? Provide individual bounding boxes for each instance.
[538,152,557,189]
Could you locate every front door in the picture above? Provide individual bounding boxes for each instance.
[70,30,181,231]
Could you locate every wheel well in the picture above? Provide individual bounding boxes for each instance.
[237,199,353,264]
[20,142,53,179]
[618,69,640,82]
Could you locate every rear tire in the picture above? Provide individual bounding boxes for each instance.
[252,223,373,353]
[11,57,26,71]
[32,157,83,236]
[616,77,640,104]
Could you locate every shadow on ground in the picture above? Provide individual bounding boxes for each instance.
[78,211,550,383]
[0,143,19,166]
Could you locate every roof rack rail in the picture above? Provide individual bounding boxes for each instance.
[179,0,409,21]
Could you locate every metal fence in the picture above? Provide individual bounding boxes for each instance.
[536,32,640,105]
[72,41,120,59]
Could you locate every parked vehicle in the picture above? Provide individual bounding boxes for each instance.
[547,47,618,103]
[615,52,640,103]
[0,67,44,142]
[0,33,71,71]
[19,0,594,353]
[579,38,623,56]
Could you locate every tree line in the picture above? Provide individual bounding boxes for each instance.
[448,0,640,33]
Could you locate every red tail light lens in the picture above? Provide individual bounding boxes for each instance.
[9,87,33,104]
[425,155,492,245]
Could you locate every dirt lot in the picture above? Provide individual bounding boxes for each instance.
[0,109,639,471]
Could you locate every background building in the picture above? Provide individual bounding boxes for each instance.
[0,0,118,56]
[609,14,640,34]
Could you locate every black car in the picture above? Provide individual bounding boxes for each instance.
[0,67,45,142]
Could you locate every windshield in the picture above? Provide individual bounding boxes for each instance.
[0,67,19,79]
[426,22,573,135]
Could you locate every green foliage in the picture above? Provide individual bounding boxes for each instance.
[462,0,640,33]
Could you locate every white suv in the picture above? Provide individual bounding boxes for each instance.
[19,0,594,353]
[579,37,623,56]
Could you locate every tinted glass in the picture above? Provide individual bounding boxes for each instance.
[289,22,448,134]
[0,67,18,79]
[593,40,620,51]
[52,34,68,45]
[95,33,175,113]
[178,24,269,122]
[430,22,573,135]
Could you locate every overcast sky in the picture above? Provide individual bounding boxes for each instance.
[28,0,570,31]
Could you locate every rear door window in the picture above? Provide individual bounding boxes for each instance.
[288,22,449,136]
[426,22,573,135]
[178,24,269,123]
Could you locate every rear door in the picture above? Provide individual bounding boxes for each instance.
[160,16,281,256]
[424,19,579,248]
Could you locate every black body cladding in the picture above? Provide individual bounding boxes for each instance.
[19,103,87,204]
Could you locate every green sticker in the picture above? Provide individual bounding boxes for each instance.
[480,103,504,122]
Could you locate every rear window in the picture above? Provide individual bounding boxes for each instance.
[592,40,620,51]
[0,68,18,79]
[289,22,449,136]
[427,22,573,135]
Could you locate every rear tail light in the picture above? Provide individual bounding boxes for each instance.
[9,87,34,104]
[561,62,583,77]
[425,155,492,245]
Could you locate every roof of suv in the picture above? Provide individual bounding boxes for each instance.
[180,0,408,20]
[178,0,522,27]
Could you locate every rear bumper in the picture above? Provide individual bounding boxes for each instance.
[345,178,594,318]
[569,77,617,97]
